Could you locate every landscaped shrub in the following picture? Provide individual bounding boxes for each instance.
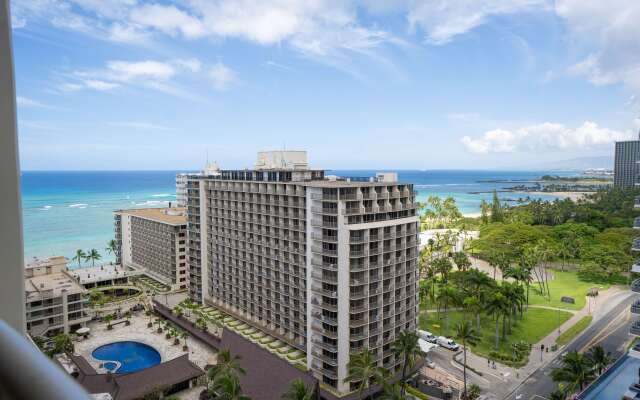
[405,385,429,399]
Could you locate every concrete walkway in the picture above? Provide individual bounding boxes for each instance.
[451,286,628,397]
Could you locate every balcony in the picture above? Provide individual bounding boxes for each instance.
[636,196,640,209]
[311,338,338,353]
[631,320,640,336]
[633,239,640,252]
[633,261,640,274]
[635,217,640,229]
[343,206,364,215]
[311,350,338,366]
[632,279,640,293]
[632,299,640,315]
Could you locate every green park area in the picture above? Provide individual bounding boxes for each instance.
[527,270,609,311]
[420,307,572,366]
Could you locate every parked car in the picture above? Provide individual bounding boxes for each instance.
[418,330,437,343]
[437,336,460,351]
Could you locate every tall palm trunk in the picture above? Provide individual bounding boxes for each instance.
[476,312,481,332]
[494,317,500,349]
[502,314,507,340]
[400,357,409,397]
[462,341,468,398]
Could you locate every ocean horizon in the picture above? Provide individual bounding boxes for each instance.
[20,169,574,265]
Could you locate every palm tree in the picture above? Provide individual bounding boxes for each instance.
[587,345,611,375]
[548,389,566,400]
[72,249,87,268]
[180,330,189,351]
[209,349,246,383]
[392,330,421,397]
[436,284,460,334]
[210,373,251,400]
[281,379,314,400]
[104,313,114,330]
[485,292,507,349]
[378,382,404,400]
[432,257,453,283]
[85,248,101,267]
[51,333,74,356]
[105,239,118,257]
[550,351,594,394]
[344,349,387,400]
[455,321,480,398]
[466,384,482,400]
[453,251,471,272]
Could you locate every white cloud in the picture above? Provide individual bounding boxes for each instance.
[83,79,120,90]
[209,62,236,91]
[11,15,27,29]
[106,60,176,81]
[129,4,206,39]
[16,96,47,107]
[557,1,640,95]
[175,58,202,73]
[461,121,632,154]
[407,0,548,44]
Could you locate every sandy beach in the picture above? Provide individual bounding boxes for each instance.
[511,191,593,201]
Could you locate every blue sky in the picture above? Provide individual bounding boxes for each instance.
[10,0,640,170]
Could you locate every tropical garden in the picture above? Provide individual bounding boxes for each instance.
[419,187,639,367]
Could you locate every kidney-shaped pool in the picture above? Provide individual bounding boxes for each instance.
[92,341,161,373]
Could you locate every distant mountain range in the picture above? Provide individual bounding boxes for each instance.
[513,156,613,171]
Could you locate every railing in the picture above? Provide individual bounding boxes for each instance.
[631,320,640,336]
[0,320,91,400]
[631,300,640,314]
[632,278,640,293]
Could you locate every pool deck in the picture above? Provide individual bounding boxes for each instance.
[74,310,217,373]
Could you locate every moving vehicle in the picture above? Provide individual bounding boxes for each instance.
[436,336,459,351]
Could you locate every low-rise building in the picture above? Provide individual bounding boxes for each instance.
[25,256,90,337]
[69,263,142,290]
[114,207,188,290]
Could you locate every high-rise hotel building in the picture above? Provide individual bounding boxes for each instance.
[186,151,419,393]
[614,131,640,188]
[114,207,188,290]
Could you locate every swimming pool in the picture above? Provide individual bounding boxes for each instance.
[92,341,161,373]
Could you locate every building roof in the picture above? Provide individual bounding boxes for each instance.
[70,264,142,285]
[154,300,317,400]
[70,354,203,400]
[112,355,203,400]
[115,207,187,225]
[25,270,85,301]
[302,180,407,188]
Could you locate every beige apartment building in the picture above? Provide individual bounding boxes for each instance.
[186,152,419,393]
[114,207,188,290]
[25,256,90,337]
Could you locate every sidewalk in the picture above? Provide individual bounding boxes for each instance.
[452,286,628,395]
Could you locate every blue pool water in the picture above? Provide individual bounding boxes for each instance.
[92,341,161,373]
[580,355,640,400]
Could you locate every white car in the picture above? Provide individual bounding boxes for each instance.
[437,336,460,351]
[418,330,437,343]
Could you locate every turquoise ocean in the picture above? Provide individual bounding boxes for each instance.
[21,170,570,264]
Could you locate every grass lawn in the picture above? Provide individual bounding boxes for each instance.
[556,316,593,346]
[527,270,609,310]
[420,308,572,365]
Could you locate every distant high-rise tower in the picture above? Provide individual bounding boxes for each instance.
[614,131,640,188]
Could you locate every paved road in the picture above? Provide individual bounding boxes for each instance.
[504,293,637,400]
